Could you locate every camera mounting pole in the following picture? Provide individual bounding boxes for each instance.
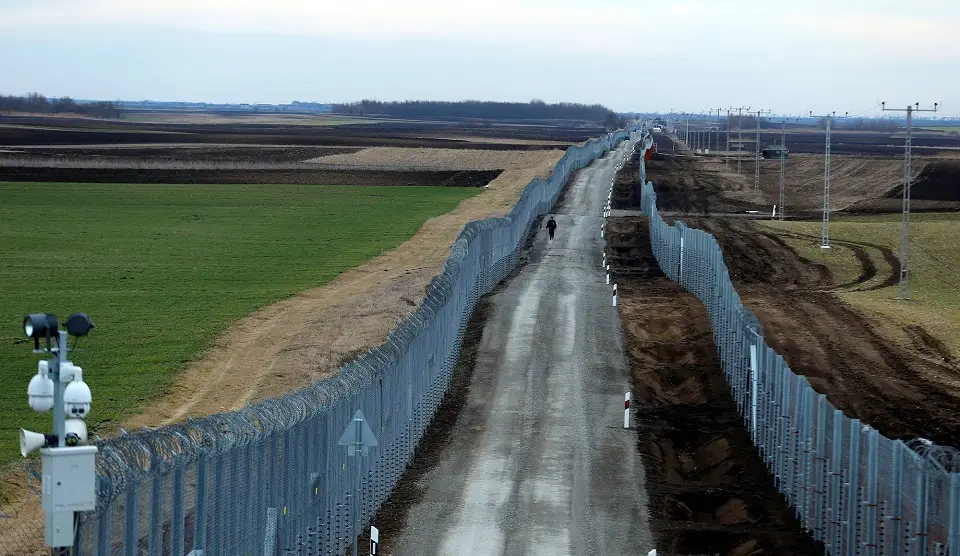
[51,330,68,448]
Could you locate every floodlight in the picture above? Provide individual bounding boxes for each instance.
[65,313,94,337]
[24,313,58,351]
[24,313,57,339]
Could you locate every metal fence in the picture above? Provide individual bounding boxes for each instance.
[65,125,643,556]
[639,177,960,556]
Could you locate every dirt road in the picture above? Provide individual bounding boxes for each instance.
[389,142,654,556]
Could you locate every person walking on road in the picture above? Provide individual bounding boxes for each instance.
[546,216,557,240]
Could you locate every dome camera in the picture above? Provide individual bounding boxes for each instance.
[64,418,88,447]
[27,360,54,413]
[64,379,92,419]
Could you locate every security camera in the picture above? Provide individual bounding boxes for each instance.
[27,360,54,413]
[64,378,92,419]
[63,418,88,447]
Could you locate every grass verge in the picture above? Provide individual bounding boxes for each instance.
[0,182,479,464]
[762,213,960,360]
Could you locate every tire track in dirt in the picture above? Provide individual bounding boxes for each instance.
[769,229,901,292]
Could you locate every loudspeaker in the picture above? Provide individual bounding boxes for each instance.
[19,428,48,457]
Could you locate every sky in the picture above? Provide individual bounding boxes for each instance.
[0,0,956,116]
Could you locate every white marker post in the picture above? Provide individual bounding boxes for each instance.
[606,273,610,285]
[370,526,379,555]
[623,392,631,429]
[612,283,618,307]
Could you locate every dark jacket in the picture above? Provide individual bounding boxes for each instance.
[546,218,557,231]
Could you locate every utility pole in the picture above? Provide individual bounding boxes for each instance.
[810,111,848,248]
[730,106,751,174]
[778,119,787,220]
[715,108,723,153]
[725,109,732,166]
[882,101,940,299]
[753,109,771,190]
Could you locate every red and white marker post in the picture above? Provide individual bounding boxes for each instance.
[623,392,631,428]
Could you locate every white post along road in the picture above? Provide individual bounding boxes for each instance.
[392,141,653,556]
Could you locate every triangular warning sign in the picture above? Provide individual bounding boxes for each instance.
[337,410,379,456]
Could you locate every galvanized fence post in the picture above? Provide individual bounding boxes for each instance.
[867,428,880,556]
[950,473,960,556]
[849,419,862,553]
[893,442,905,553]
[832,409,844,554]
[123,480,138,556]
[194,454,209,554]
[918,453,931,556]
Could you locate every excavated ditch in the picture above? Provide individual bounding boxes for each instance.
[608,218,822,555]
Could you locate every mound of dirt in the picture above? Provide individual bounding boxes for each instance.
[888,161,960,201]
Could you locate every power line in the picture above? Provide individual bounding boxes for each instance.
[881,101,941,300]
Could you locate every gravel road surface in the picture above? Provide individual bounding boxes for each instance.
[392,142,654,556]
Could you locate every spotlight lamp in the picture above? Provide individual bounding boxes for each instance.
[23,313,58,351]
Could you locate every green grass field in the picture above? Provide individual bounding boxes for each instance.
[0,182,478,464]
[763,213,960,359]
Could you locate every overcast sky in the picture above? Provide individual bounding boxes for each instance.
[0,0,955,116]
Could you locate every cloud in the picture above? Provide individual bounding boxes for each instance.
[2,0,952,60]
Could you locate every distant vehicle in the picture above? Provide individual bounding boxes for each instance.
[652,126,662,133]
[762,145,789,160]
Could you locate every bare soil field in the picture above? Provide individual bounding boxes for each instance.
[303,146,562,170]
[0,144,361,161]
[686,127,960,157]
[0,167,501,186]
[0,114,597,148]
[641,133,960,215]
[608,219,822,556]
[0,114,590,184]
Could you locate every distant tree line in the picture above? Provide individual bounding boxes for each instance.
[332,99,625,127]
[0,93,120,118]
